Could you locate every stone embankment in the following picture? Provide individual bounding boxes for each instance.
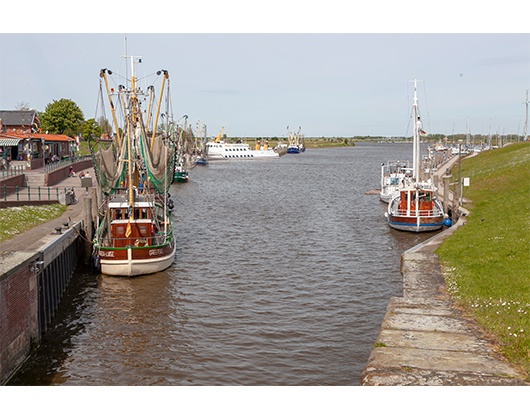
[360,217,528,386]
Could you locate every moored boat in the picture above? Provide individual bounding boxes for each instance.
[206,128,279,160]
[174,164,189,182]
[385,78,445,232]
[206,140,279,159]
[380,160,412,203]
[91,57,176,276]
[286,126,305,154]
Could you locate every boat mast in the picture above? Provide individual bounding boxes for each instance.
[150,70,169,151]
[412,78,421,181]
[99,69,122,148]
[127,55,139,211]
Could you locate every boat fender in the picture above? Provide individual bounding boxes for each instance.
[443,218,452,227]
[168,200,174,210]
[91,255,101,273]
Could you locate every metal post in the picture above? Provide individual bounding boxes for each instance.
[442,174,451,215]
[458,140,463,206]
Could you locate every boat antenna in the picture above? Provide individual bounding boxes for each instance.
[124,34,128,82]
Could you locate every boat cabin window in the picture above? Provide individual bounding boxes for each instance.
[112,209,124,219]
[133,208,150,219]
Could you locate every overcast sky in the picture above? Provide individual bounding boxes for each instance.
[1,3,529,138]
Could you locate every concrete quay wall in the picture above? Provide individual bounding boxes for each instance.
[360,221,529,385]
[0,223,82,385]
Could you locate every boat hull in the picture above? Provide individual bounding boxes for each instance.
[387,214,444,232]
[174,171,189,182]
[96,241,176,276]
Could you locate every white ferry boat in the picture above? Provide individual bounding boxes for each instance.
[206,141,279,160]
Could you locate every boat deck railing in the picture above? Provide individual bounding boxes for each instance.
[393,208,444,217]
[98,231,173,248]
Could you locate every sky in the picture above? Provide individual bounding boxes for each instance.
[1,3,529,139]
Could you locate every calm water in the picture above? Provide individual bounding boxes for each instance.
[10,142,438,386]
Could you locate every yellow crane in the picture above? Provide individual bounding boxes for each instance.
[214,126,224,143]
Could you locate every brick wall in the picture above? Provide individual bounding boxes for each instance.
[0,259,39,384]
[0,174,25,190]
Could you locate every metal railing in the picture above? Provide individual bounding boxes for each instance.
[0,165,25,179]
[44,155,92,173]
[1,185,73,202]
[393,208,444,217]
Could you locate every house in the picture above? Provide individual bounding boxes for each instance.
[1,110,76,168]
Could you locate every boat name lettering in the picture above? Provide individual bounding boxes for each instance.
[99,250,114,258]
[149,249,165,256]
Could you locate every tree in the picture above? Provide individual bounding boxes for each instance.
[81,118,102,140]
[15,101,31,110]
[40,98,84,137]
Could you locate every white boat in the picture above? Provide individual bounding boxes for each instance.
[385,78,446,232]
[91,57,176,276]
[379,160,412,203]
[206,140,279,159]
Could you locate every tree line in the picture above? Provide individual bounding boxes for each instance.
[18,98,108,141]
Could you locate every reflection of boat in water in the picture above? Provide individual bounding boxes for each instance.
[380,160,412,203]
[386,78,445,232]
[91,56,176,276]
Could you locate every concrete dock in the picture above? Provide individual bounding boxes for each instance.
[360,218,529,385]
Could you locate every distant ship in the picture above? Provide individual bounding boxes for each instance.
[206,127,279,160]
[286,126,305,154]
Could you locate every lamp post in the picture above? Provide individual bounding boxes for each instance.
[41,137,45,169]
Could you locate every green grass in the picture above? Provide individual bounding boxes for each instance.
[0,204,67,242]
[436,142,530,378]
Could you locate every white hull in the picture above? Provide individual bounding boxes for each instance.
[206,141,279,160]
[100,246,176,276]
[380,190,398,204]
[380,161,412,203]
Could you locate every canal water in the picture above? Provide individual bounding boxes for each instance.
[10,142,439,386]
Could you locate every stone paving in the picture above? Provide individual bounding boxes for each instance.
[360,216,529,385]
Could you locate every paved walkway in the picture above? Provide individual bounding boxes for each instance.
[0,168,95,258]
[360,225,528,385]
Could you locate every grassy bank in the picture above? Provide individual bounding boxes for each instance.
[0,204,67,242]
[436,142,530,378]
